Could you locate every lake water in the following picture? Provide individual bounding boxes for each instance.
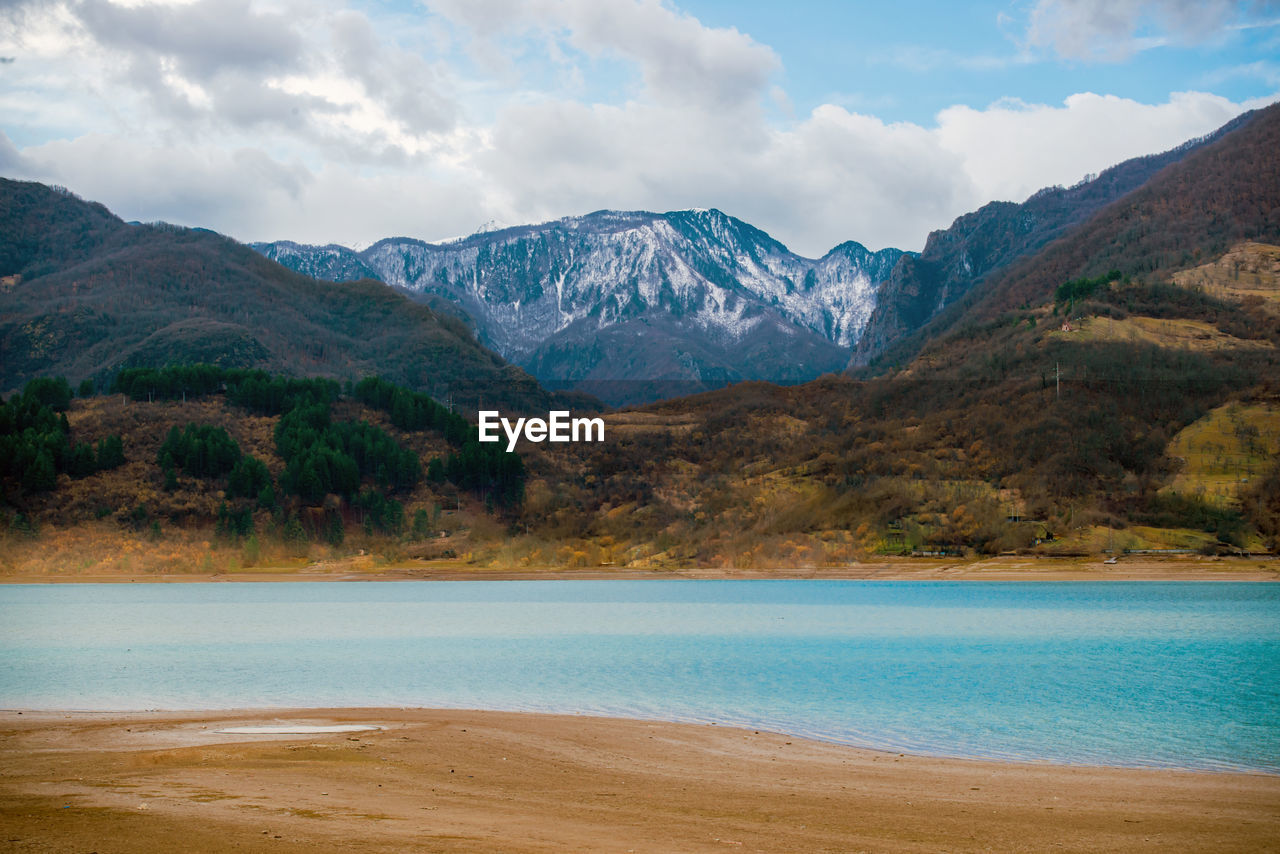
[1,580,1277,772]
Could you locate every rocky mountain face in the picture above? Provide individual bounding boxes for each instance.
[251,112,1257,401]
[850,110,1260,369]
[256,209,905,404]
[254,240,380,284]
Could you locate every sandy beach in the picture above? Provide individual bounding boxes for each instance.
[2,554,1278,583]
[2,708,1277,853]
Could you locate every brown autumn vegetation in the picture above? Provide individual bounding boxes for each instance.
[0,389,489,577]
[4,106,1280,571]
[4,243,1280,574]
[866,101,1280,372]
[851,108,1258,367]
[514,241,1280,563]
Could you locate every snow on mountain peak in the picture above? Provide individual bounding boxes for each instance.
[256,208,906,402]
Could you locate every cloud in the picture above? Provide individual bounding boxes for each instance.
[18,133,309,228]
[329,9,457,135]
[15,86,1258,257]
[1,0,471,168]
[553,0,779,110]
[1024,0,1277,61]
[428,0,779,110]
[74,0,304,80]
[475,98,974,257]
[1203,59,1280,87]
[465,88,1264,255]
[12,132,488,246]
[0,130,27,172]
[1,0,1273,258]
[933,91,1254,204]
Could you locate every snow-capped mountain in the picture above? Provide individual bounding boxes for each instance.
[254,208,905,404]
[253,240,380,284]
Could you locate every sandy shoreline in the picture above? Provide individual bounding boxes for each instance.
[2,708,1276,853]
[2,554,1278,583]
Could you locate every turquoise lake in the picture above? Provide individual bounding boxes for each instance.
[1,580,1277,772]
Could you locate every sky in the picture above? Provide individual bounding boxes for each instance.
[1,0,1278,257]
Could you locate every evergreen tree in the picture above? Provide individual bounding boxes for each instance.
[228,455,271,499]
[326,513,345,546]
[68,442,97,478]
[22,448,56,492]
[23,377,72,411]
[95,435,125,470]
[158,424,242,479]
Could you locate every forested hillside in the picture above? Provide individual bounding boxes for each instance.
[1,367,529,574]
[0,179,592,415]
[871,104,1280,371]
[854,108,1262,369]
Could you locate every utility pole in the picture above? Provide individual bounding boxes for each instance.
[1055,362,1060,401]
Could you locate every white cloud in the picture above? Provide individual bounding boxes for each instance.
[472,97,975,256]
[1,0,1274,258]
[552,0,778,110]
[0,130,26,172]
[427,0,778,109]
[329,9,457,135]
[933,91,1254,204]
[75,0,305,80]
[1203,59,1280,87]
[14,132,488,246]
[1024,0,1276,61]
[18,133,310,227]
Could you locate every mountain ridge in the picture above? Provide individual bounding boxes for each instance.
[255,207,908,404]
[851,108,1262,369]
[252,112,1251,402]
[0,178,590,414]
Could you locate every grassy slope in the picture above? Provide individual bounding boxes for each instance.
[1164,401,1280,508]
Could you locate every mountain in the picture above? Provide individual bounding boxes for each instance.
[513,102,1280,563]
[0,178,590,414]
[253,239,380,283]
[4,104,1279,566]
[255,209,906,405]
[850,110,1259,369]
[906,103,1280,359]
[254,111,1248,404]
